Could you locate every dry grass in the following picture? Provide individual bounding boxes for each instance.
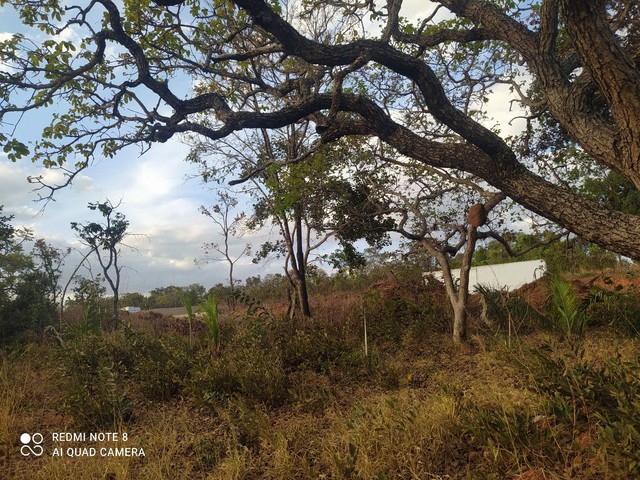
[2,269,640,479]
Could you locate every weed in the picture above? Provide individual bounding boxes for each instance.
[186,354,239,407]
[586,283,640,336]
[475,284,548,341]
[132,334,191,401]
[233,343,289,408]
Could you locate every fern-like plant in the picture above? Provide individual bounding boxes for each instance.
[549,276,590,340]
[200,292,220,355]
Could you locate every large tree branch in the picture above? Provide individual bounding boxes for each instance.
[312,95,640,259]
[561,0,640,186]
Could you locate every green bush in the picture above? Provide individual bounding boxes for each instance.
[353,279,450,347]
[223,397,272,452]
[186,354,240,407]
[58,333,132,429]
[586,284,640,336]
[187,322,289,409]
[528,350,640,477]
[132,334,191,401]
[233,344,289,408]
[58,327,197,427]
[475,284,549,337]
[267,315,372,378]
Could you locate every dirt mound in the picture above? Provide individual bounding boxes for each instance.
[513,268,640,311]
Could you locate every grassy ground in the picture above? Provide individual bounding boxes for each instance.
[1,270,639,479]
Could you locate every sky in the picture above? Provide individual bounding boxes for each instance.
[0,139,283,295]
[0,0,528,297]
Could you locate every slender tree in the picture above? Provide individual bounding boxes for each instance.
[71,200,129,330]
[352,148,563,343]
[199,191,250,310]
[193,127,391,318]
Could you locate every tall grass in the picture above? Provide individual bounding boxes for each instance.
[4,267,640,479]
[0,359,26,476]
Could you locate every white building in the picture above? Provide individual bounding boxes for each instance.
[427,259,546,291]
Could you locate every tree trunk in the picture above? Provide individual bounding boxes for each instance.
[453,223,478,343]
[285,282,295,319]
[293,208,312,318]
[228,261,236,310]
[295,272,312,318]
[112,291,119,331]
[423,221,478,344]
[452,301,467,344]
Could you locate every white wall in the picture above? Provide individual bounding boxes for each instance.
[427,259,546,291]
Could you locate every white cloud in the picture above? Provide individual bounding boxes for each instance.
[400,0,448,25]
[482,80,531,137]
[52,25,79,44]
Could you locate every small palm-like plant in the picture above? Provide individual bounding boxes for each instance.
[549,276,590,340]
[200,292,220,355]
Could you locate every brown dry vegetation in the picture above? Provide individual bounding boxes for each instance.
[1,267,640,479]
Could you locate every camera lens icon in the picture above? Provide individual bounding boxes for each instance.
[20,432,44,457]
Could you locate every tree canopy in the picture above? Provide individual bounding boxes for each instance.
[0,206,64,341]
[1,0,639,257]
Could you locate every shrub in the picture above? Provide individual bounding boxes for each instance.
[586,284,640,336]
[352,278,450,347]
[474,346,640,478]
[132,334,191,401]
[526,350,640,477]
[222,397,272,452]
[231,340,289,408]
[187,323,289,409]
[58,326,197,427]
[58,333,132,429]
[475,284,548,338]
[186,354,240,407]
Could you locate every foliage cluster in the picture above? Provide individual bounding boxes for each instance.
[0,207,67,344]
[585,276,640,336]
[57,328,192,428]
[120,284,207,310]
